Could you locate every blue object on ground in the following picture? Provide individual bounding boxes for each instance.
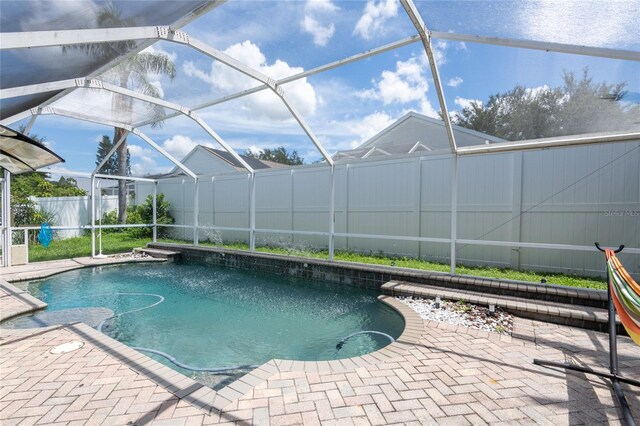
[38,222,52,248]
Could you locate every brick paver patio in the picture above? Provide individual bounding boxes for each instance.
[1,258,639,424]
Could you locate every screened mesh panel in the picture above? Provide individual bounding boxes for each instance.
[1,92,65,121]
[0,0,212,119]
[416,0,640,50]
[50,88,174,127]
[436,40,640,148]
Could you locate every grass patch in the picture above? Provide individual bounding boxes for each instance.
[199,241,607,290]
[29,234,183,262]
[29,236,607,290]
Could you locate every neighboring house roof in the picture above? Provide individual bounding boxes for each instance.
[153,145,288,179]
[333,111,505,161]
[200,146,287,171]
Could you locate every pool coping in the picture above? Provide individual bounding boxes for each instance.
[1,255,166,284]
[0,280,48,322]
[0,257,425,415]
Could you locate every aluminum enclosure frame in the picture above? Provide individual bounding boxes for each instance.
[1,0,639,271]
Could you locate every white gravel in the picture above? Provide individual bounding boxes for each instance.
[112,251,150,259]
[397,296,513,335]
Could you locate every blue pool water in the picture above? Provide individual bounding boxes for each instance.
[15,261,404,377]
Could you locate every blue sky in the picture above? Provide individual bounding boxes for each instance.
[13,0,640,176]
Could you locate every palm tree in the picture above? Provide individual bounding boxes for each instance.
[63,5,176,223]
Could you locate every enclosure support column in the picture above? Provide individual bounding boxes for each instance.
[152,181,157,243]
[193,178,199,246]
[510,152,523,270]
[249,173,256,252]
[450,154,458,274]
[2,172,11,267]
[328,165,336,261]
[90,175,96,258]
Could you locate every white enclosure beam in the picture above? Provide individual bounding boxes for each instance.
[178,35,423,117]
[431,31,640,62]
[1,79,77,99]
[33,107,198,179]
[44,168,157,183]
[2,78,255,173]
[101,80,255,173]
[1,1,225,125]
[93,130,129,176]
[0,27,160,50]
[153,183,158,243]
[450,154,458,274]
[1,171,11,267]
[22,115,38,135]
[130,129,197,180]
[160,31,334,165]
[457,131,640,155]
[400,0,458,153]
[90,175,96,258]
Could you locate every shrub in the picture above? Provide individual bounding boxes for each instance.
[99,193,174,238]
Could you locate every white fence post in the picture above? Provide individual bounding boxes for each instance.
[249,173,256,251]
[450,154,458,275]
[329,165,336,261]
[193,177,199,246]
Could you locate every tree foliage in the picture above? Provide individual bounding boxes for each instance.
[65,4,176,223]
[452,69,638,141]
[245,146,304,165]
[95,135,130,175]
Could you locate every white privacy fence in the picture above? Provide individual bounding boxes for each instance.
[136,141,640,278]
[31,195,121,238]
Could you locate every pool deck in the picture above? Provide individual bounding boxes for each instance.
[1,257,640,425]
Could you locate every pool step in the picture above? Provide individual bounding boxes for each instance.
[134,247,180,260]
[381,281,618,334]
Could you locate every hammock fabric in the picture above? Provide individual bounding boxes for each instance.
[606,249,640,346]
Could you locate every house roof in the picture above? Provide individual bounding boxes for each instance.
[200,146,286,171]
[333,111,506,161]
[154,145,287,179]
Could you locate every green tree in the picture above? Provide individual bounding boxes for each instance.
[95,135,125,175]
[452,69,637,141]
[245,146,304,165]
[64,4,176,224]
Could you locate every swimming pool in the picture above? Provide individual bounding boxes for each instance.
[6,261,404,386]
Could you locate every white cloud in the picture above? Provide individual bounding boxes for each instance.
[353,0,398,40]
[302,0,339,46]
[127,144,156,159]
[447,76,463,87]
[161,135,214,160]
[454,97,482,110]
[359,57,428,105]
[345,112,394,148]
[356,55,438,118]
[183,40,317,121]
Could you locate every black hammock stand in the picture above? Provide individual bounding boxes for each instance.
[533,243,640,426]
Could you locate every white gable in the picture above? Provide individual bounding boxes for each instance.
[170,146,238,176]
